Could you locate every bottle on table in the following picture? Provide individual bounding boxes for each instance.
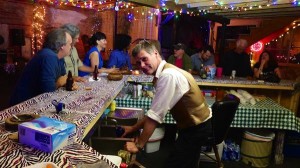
[66,70,74,91]
[93,65,98,81]
[206,67,211,79]
[259,71,264,80]
[199,64,207,79]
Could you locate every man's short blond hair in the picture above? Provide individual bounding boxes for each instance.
[132,40,161,58]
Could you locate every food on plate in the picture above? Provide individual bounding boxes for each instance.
[119,66,132,75]
[107,72,123,81]
[85,87,92,90]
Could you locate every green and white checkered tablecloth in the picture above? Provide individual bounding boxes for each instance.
[115,94,300,132]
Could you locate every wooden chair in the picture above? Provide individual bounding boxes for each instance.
[200,94,240,168]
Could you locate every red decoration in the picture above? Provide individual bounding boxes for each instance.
[250,41,263,52]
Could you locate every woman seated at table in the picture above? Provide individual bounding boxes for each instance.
[106,34,132,70]
[79,32,117,76]
[253,51,282,79]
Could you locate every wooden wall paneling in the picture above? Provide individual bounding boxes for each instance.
[98,10,115,61]
[0,24,9,50]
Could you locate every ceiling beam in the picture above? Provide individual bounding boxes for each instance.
[219,13,300,19]
[177,0,212,4]
[213,7,300,18]
[188,0,292,8]
[128,0,160,8]
[187,0,266,7]
[210,5,300,14]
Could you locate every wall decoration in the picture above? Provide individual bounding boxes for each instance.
[91,13,102,34]
[250,41,263,52]
[31,4,46,55]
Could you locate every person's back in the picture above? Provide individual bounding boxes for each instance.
[107,50,132,69]
[107,34,132,69]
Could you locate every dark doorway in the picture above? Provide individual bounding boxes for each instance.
[159,14,209,59]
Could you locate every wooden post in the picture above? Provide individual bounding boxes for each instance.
[274,131,285,165]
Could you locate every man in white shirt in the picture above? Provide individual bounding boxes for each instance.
[123,40,212,168]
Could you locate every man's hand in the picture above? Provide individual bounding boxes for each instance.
[56,75,67,88]
[124,142,139,154]
[72,82,79,90]
[121,126,135,138]
[98,68,119,74]
[73,76,86,82]
[107,68,119,73]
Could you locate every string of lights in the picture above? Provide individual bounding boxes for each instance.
[32,0,300,16]
[265,21,300,63]
[34,0,134,11]
[33,0,160,22]
[160,0,300,16]
[265,21,300,46]
[31,4,46,56]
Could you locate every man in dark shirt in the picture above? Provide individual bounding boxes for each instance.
[10,28,72,106]
[220,39,253,77]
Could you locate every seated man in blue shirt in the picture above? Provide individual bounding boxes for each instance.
[10,28,73,106]
[107,34,132,70]
[190,45,215,75]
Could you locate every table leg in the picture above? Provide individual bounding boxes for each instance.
[290,93,300,113]
[216,88,225,101]
[274,131,285,165]
[277,90,282,104]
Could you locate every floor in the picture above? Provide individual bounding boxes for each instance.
[134,126,300,168]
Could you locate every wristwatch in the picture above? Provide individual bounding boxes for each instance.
[135,142,143,151]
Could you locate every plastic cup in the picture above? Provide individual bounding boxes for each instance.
[216,67,223,78]
[209,67,216,79]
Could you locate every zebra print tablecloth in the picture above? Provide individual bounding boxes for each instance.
[0,122,116,168]
[0,75,137,168]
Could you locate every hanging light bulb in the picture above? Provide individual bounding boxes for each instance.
[114,5,119,11]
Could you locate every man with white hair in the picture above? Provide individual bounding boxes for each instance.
[220,39,253,77]
[10,28,73,106]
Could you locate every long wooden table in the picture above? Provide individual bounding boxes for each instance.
[194,76,299,114]
[116,94,300,132]
[195,76,299,164]
[0,75,129,168]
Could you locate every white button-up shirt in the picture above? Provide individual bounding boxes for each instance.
[146,60,190,123]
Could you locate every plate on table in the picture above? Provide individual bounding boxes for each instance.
[99,72,108,77]
[24,162,59,168]
[88,76,101,82]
